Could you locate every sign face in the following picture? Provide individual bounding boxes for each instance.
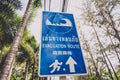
[39,11,87,76]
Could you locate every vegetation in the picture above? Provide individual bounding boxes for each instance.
[76,0,120,80]
[0,0,22,73]
[11,29,39,80]
[0,0,41,80]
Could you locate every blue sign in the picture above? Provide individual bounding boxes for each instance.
[39,11,87,76]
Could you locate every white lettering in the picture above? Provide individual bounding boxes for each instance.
[52,51,72,55]
[67,44,80,48]
[42,36,79,43]
[42,44,66,48]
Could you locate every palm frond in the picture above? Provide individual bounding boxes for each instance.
[0,2,15,18]
[33,0,42,8]
[0,0,22,10]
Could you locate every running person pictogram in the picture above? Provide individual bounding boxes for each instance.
[49,60,63,73]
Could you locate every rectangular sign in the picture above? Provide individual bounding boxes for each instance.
[39,11,87,76]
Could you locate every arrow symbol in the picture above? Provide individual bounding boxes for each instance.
[66,56,77,73]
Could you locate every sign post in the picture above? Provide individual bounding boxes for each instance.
[39,11,87,76]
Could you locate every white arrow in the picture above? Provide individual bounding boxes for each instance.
[66,56,77,73]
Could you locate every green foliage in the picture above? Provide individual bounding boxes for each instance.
[0,44,11,73]
[87,76,97,80]
[1,0,22,10]
[0,1,22,76]
[116,68,120,79]
[80,0,120,80]
[0,0,41,79]
[33,0,42,8]
[13,29,39,79]
[0,0,22,24]
[10,68,24,80]
[100,69,111,80]
[0,0,22,49]
[0,14,22,48]
[16,30,34,63]
[27,8,38,26]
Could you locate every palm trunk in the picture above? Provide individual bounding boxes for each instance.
[25,61,29,80]
[93,27,118,80]
[0,0,32,80]
[31,55,36,80]
[31,49,38,80]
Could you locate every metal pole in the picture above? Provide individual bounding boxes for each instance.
[44,0,46,11]
[62,0,69,12]
[59,76,66,80]
[49,0,51,11]
[62,0,65,12]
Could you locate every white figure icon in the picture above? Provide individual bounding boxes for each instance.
[49,60,63,73]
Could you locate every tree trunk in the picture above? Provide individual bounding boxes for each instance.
[0,0,32,80]
[93,27,118,80]
[38,77,47,80]
[88,66,93,76]
[31,63,35,80]
[108,13,120,43]
[80,32,102,80]
[31,54,36,80]
[25,61,29,80]
[107,28,120,63]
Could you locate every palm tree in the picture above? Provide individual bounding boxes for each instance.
[0,0,22,70]
[0,45,11,69]
[17,35,34,80]
[0,0,41,80]
[16,30,38,80]
[0,15,22,69]
[0,0,22,49]
[11,30,39,80]
[0,0,22,77]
